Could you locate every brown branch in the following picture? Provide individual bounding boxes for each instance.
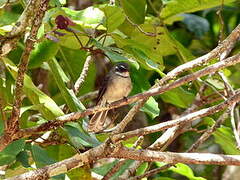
[0,0,50,150]
[102,136,144,180]
[112,90,240,143]
[8,139,240,180]
[0,0,41,57]
[112,146,240,165]
[2,53,239,146]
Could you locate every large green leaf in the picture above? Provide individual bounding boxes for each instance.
[121,0,146,24]
[170,163,206,180]
[16,151,31,168]
[101,5,125,32]
[31,145,56,168]
[160,0,236,21]
[182,14,210,38]
[0,139,25,166]
[64,124,101,148]
[44,7,104,28]
[213,126,240,155]
[48,58,85,112]
[29,40,59,69]
[155,162,206,180]
[160,87,195,108]
[3,58,64,120]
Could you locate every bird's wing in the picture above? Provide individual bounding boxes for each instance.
[96,73,111,104]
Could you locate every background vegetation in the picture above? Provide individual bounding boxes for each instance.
[0,0,240,179]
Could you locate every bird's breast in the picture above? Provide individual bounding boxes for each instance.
[103,75,132,103]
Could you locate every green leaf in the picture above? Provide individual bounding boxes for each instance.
[111,160,134,179]
[121,0,146,24]
[64,124,101,148]
[45,144,75,161]
[213,126,240,155]
[141,97,160,118]
[58,47,95,95]
[29,40,59,69]
[3,58,64,120]
[91,39,130,63]
[0,154,16,166]
[31,145,56,168]
[131,68,160,118]
[160,87,195,108]
[48,58,85,112]
[101,5,125,32]
[0,139,25,166]
[16,151,31,168]
[160,0,236,21]
[92,160,118,176]
[136,162,148,176]
[170,163,206,180]
[155,162,206,180]
[126,47,164,75]
[1,139,25,156]
[92,159,134,179]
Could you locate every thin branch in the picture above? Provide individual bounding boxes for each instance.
[188,110,229,152]
[102,136,144,180]
[74,55,92,94]
[0,0,50,150]
[8,141,240,180]
[111,99,147,134]
[230,104,240,148]
[125,16,156,37]
[2,53,239,146]
[0,0,41,57]
[112,90,240,143]
[158,24,240,86]
[129,164,172,180]
[78,90,98,101]
[112,146,240,165]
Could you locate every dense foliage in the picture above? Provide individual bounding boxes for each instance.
[0,0,240,179]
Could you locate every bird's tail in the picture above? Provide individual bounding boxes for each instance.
[88,110,109,133]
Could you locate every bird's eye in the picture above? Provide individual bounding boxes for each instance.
[116,64,127,72]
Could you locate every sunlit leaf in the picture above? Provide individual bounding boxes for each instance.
[213,126,240,155]
[121,0,146,24]
[101,5,125,32]
[160,87,195,108]
[29,40,59,69]
[3,58,64,120]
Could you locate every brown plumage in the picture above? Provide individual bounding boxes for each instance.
[88,63,132,133]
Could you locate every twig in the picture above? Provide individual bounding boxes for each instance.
[74,55,93,94]
[102,136,144,180]
[129,164,172,180]
[188,110,229,152]
[230,104,240,148]
[78,90,98,101]
[216,0,225,43]
[111,100,147,134]
[125,16,156,37]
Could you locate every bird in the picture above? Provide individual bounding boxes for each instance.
[88,62,132,133]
